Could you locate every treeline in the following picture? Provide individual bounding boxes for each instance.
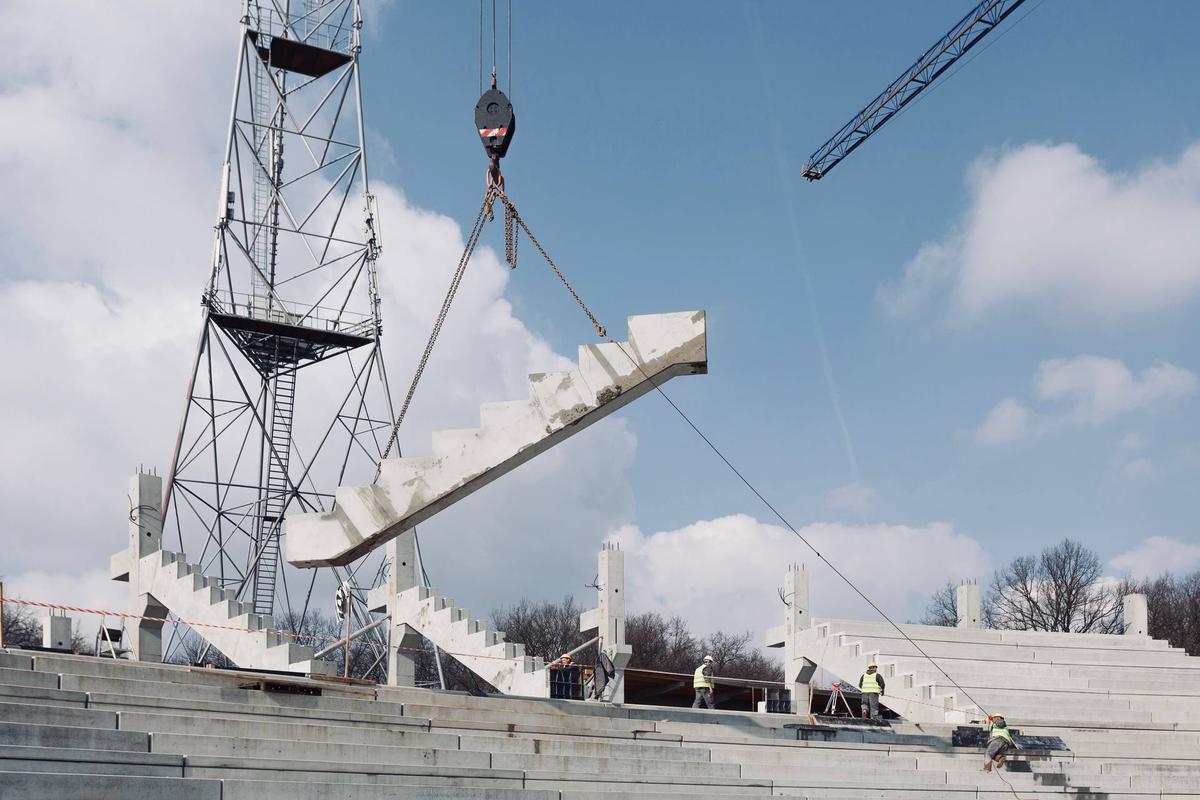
[920,538,1200,655]
[410,596,783,691]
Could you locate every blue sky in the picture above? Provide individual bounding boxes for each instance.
[373,1,1200,572]
[1,1,1198,638]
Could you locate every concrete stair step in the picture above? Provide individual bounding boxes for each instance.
[222,779,559,800]
[0,720,148,753]
[0,700,117,730]
[0,770,220,800]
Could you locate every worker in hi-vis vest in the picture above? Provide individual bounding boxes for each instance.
[692,655,716,709]
[858,660,885,720]
[982,713,1016,773]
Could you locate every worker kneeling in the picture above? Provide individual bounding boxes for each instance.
[859,660,885,720]
[982,713,1017,773]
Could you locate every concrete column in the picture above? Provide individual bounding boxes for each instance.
[1123,593,1148,636]
[385,530,421,687]
[41,610,72,651]
[127,472,168,662]
[783,563,810,714]
[581,544,633,702]
[956,583,981,629]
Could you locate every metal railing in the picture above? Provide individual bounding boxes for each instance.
[207,290,374,339]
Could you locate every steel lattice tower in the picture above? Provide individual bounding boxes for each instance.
[161,0,392,659]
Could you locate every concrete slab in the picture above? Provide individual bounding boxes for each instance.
[0,700,117,730]
[0,721,149,752]
[287,311,707,568]
[0,770,220,800]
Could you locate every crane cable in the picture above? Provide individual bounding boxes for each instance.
[486,200,996,725]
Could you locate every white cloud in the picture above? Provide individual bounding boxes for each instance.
[1109,536,1200,578]
[0,4,638,625]
[825,483,875,516]
[608,514,992,639]
[879,142,1200,323]
[1034,356,1197,424]
[974,356,1196,444]
[974,398,1031,445]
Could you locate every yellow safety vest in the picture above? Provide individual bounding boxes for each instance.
[990,724,1014,745]
[693,664,714,689]
[860,671,882,694]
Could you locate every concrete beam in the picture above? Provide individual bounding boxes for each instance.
[286,311,707,568]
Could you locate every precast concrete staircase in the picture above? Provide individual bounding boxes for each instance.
[286,311,707,568]
[797,618,1200,727]
[110,549,334,675]
[370,584,549,696]
[4,646,1200,798]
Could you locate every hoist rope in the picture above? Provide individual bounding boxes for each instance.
[379,189,495,462]
[496,201,994,722]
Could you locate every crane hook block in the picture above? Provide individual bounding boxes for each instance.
[475,87,516,159]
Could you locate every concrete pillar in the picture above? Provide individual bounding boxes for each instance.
[127,472,169,662]
[1123,593,1148,636]
[783,563,810,714]
[41,610,72,651]
[956,583,981,629]
[581,544,632,702]
[385,530,422,687]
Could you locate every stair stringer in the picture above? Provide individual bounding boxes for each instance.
[111,547,334,675]
[794,623,978,724]
[286,310,707,568]
[381,585,549,697]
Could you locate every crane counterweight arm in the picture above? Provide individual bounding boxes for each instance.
[802,0,1027,181]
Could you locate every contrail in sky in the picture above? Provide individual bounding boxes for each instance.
[742,1,863,489]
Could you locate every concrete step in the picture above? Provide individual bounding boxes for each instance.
[152,730,488,768]
[0,744,185,778]
[0,700,117,730]
[222,780,559,800]
[120,708,458,749]
[0,770,220,800]
[0,720,148,752]
[0,682,88,708]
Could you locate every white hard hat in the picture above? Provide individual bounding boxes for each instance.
[703,655,714,662]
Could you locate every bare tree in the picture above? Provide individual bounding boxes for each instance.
[985,539,1123,633]
[1124,571,1200,656]
[492,596,594,665]
[1,598,41,648]
[701,630,783,681]
[626,612,697,674]
[920,581,959,627]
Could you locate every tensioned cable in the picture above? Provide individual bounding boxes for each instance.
[498,195,993,720]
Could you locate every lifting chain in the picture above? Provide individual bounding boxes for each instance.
[498,194,606,338]
[378,186,608,467]
[379,189,495,463]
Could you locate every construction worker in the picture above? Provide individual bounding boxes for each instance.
[982,713,1016,773]
[692,655,716,709]
[858,660,885,720]
[549,653,580,699]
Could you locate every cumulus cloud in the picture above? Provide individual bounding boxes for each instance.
[608,514,992,638]
[1109,536,1200,579]
[974,356,1196,444]
[0,3,637,623]
[879,142,1200,323]
[974,398,1031,445]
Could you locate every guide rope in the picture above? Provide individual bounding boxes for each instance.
[495,204,995,722]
